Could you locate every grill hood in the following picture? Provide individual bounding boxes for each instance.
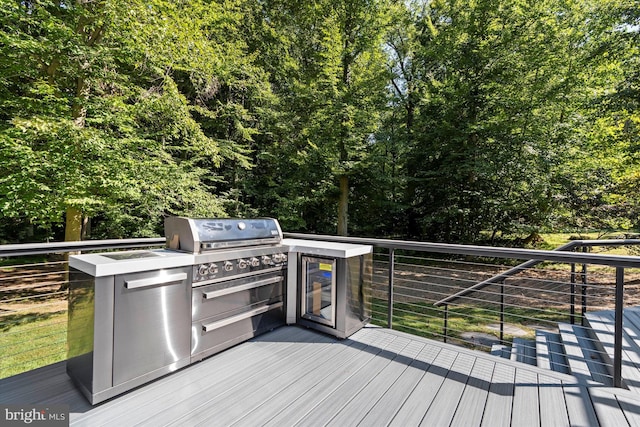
[164,217,283,253]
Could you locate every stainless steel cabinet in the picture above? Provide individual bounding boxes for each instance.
[112,268,191,386]
[67,266,192,404]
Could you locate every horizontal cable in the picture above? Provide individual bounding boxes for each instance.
[0,271,68,285]
[0,261,67,271]
[2,338,67,360]
[0,290,68,304]
[0,318,67,337]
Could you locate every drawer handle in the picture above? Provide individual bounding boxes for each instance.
[125,272,188,289]
[202,276,283,300]
[202,301,284,333]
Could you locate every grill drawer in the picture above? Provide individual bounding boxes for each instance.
[191,302,285,362]
[192,273,284,322]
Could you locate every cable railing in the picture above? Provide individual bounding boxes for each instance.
[284,233,640,389]
[0,238,165,379]
[4,234,640,391]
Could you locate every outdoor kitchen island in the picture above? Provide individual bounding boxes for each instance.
[67,217,290,404]
[66,217,372,405]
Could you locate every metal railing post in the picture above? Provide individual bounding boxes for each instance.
[570,262,576,324]
[614,267,624,388]
[443,304,449,343]
[581,247,588,322]
[388,249,395,329]
[500,281,505,342]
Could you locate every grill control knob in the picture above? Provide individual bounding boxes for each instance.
[208,264,219,275]
[250,257,260,267]
[198,264,209,276]
[280,253,288,263]
[261,255,272,266]
[273,253,287,263]
[238,259,249,269]
[223,261,234,272]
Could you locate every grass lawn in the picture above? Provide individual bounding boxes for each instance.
[0,310,67,379]
[370,298,571,351]
[536,232,638,255]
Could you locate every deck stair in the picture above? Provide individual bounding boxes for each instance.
[490,344,510,359]
[535,330,570,374]
[583,307,640,393]
[488,307,640,391]
[557,322,612,385]
[510,337,536,365]
[489,315,632,387]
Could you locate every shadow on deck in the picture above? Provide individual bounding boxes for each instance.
[2,325,640,426]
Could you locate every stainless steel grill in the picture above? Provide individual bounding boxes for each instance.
[163,217,288,362]
[165,217,283,253]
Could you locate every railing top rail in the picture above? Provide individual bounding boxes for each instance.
[0,238,166,257]
[4,233,639,260]
[283,233,640,268]
[3,233,640,266]
[565,239,640,247]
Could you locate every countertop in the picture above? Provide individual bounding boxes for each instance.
[282,238,372,258]
[69,249,195,277]
[70,239,372,277]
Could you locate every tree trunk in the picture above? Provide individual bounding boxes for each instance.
[337,175,349,236]
[65,207,83,241]
[62,206,83,291]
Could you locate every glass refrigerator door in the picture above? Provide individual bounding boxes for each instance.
[301,256,336,327]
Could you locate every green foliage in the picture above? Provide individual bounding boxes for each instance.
[0,0,638,242]
[386,0,637,242]
[234,0,392,234]
[0,0,273,239]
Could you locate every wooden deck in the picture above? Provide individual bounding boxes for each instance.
[3,325,640,426]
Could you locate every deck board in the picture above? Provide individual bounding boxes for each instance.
[188,334,365,426]
[295,335,413,425]
[74,326,312,427]
[449,357,494,427]
[586,311,640,392]
[481,362,516,427]
[232,329,391,426]
[1,325,639,427]
[136,330,331,427]
[387,347,458,426]
[562,380,602,426]
[420,352,476,426]
[511,368,540,427]
[261,329,400,426]
[356,344,442,427]
[323,339,424,426]
[538,374,570,427]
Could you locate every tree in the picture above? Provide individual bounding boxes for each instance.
[237,0,391,235]
[397,0,603,242]
[0,0,267,239]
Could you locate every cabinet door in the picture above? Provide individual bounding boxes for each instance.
[112,267,191,386]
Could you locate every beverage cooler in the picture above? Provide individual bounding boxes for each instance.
[283,239,373,338]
